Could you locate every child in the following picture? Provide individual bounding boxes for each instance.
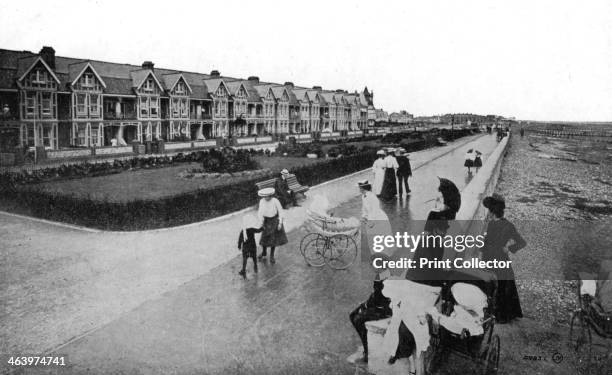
[237,215,262,278]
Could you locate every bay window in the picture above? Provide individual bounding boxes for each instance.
[180,99,188,117]
[41,92,52,117]
[150,97,159,117]
[140,96,149,117]
[172,98,180,117]
[76,93,87,115]
[25,92,36,117]
[89,94,100,117]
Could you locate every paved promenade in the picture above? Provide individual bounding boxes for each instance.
[0,134,498,371]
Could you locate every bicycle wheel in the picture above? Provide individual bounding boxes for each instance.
[324,234,357,270]
[302,236,327,267]
[300,233,323,256]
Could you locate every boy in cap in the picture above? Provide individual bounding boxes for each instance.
[237,214,263,278]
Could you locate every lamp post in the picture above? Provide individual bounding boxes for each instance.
[451,114,454,139]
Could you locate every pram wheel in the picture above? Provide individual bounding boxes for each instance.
[302,237,326,267]
[569,310,592,370]
[481,334,500,375]
[323,234,357,270]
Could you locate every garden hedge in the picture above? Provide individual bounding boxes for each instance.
[0,129,475,230]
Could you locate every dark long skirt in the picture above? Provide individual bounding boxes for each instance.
[464,159,474,167]
[380,168,397,200]
[496,278,523,323]
[473,156,482,168]
[260,215,288,247]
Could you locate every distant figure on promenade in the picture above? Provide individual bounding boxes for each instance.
[464,149,475,173]
[257,187,288,264]
[479,194,527,323]
[395,148,412,196]
[520,127,525,138]
[473,150,483,172]
[274,169,299,208]
[380,148,399,200]
[237,215,262,278]
[372,150,386,196]
[349,274,393,363]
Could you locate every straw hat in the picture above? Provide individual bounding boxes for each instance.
[357,179,371,189]
[281,168,289,175]
[376,150,386,156]
[258,187,275,197]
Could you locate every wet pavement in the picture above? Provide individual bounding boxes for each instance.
[8,134,504,375]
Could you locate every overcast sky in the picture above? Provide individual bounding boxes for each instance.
[1,0,611,121]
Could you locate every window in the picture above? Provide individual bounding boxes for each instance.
[82,73,94,87]
[33,70,47,84]
[76,93,87,115]
[26,92,36,116]
[41,92,52,116]
[140,96,149,117]
[172,98,180,117]
[150,98,159,117]
[90,94,100,117]
[175,81,185,94]
[144,79,154,92]
[180,99,188,117]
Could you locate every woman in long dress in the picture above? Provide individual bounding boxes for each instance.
[464,149,475,173]
[372,150,386,196]
[257,187,288,264]
[479,194,526,323]
[359,180,393,277]
[380,148,399,200]
[410,177,460,285]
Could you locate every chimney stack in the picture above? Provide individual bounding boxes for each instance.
[39,46,56,69]
[248,76,259,84]
[312,86,322,91]
[284,81,294,88]
[142,61,155,70]
[210,70,221,78]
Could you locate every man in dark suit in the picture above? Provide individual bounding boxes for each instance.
[395,148,412,196]
[274,169,298,208]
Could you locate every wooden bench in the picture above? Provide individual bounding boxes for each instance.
[255,173,309,196]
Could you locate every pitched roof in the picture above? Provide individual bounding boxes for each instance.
[68,61,107,88]
[253,84,276,100]
[162,73,193,92]
[319,91,336,105]
[270,86,288,101]
[283,85,299,105]
[224,80,250,98]
[202,78,226,95]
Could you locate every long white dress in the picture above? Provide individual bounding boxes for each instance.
[372,158,386,195]
[361,191,394,262]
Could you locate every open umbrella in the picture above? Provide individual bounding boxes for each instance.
[438,177,461,214]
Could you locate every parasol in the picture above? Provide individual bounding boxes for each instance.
[438,177,461,214]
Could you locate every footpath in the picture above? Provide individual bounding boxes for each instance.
[0,133,491,361]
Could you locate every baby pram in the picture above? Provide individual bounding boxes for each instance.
[299,209,360,270]
[424,268,500,375]
[570,271,612,372]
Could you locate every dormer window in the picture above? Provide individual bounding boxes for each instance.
[82,73,94,87]
[216,86,225,97]
[175,81,185,94]
[33,69,47,84]
[144,78,154,92]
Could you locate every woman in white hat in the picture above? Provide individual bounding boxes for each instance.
[380,148,399,200]
[257,187,288,263]
[372,150,386,196]
[358,180,393,276]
